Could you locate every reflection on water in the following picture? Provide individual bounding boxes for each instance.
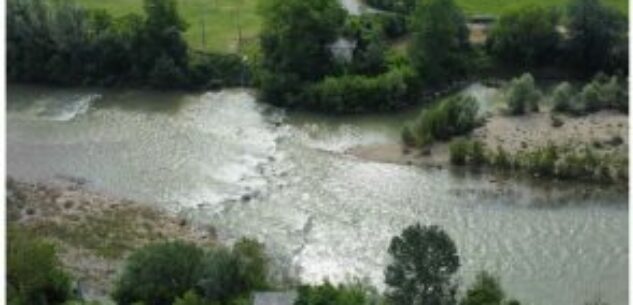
[7,84,628,305]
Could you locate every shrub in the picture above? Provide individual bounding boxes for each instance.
[113,239,269,305]
[408,95,479,146]
[449,139,487,166]
[460,271,521,305]
[491,146,512,169]
[295,281,377,305]
[172,291,206,305]
[551,82,575,113]
[8,227,72,305]
[517,144,558,177]
[504,73,541,115]
[112,241,205,305]
[449,139,470,165]
[304,66,415,113]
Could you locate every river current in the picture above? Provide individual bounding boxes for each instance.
[7,84,628,305]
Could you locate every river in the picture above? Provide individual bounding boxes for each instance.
[7,84,628,305]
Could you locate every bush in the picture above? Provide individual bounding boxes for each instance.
[189,52,249,89]
[449,139,487,166]
[8,227,72,305]
[504,73,541,115]
[449,139,470,165]
[305,66,415,113]
[172,291,206,305]
[407,95,479,147]
[112,241,205,305]
[365,0,416,14]
[460,271,520,305]
[551,82,575,113]
[487,5,561,68]
[113,239,269,305]
[295,281,378,305]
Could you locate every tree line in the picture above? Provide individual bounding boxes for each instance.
[255,0,627,113]
[7,0,248,89]
[9,223,532,305]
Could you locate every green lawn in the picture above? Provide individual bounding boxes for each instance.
[455,0,627,15]
[74,0,260,53]
[73,0,626,54]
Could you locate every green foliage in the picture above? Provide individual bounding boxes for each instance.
[258,0,347,106]
[550,82,575,113]
[173,291,208,305]
[487,5,560,68]
[112,241,205,305]
[344,16,389,76]
[504,73,541,115]
[409,0,470,86]
[406,95,479,146]
[566,0,627,75]
[305,66,415,113]
[460,271,520,305]
[365,0,417,14]
[7,227,72,305]
[295,281,378,305]
[578,74,627,113]
[7,0,244,89]
[449,139,487,166]
[385,224,460,305]
[113,239,269,305]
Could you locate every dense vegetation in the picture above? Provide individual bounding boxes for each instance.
[402,95,480,147]
[113,238,268,305]
[552,74,628,114]
[8,227,72,305]
[7,0,248,89]
[9,220,529,305]
[448,139,628,183]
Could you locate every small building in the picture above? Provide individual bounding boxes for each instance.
[329,38,357,63]
[252,291,298,305]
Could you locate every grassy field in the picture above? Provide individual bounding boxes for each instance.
[74,0,260,53]
[455,0,627,15]
[73,0,626,53]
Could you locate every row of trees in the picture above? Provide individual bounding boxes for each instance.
[9,222,525,305]
[255,0,627,113]
[7,0,247,89]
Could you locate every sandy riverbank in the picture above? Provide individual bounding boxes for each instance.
[347,110,628,171]
[7,178,216,300]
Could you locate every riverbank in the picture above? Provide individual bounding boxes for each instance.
[347,109,628,182]
[7,178,216,300]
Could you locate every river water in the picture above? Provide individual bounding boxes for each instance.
[7,84,628,305]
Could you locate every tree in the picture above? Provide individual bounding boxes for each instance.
[409,0,470,86]
[258,0,347,105]
[112,241,205,305]
[141,0,189,70]
[566,0,627,74]
[385,224,460,305]
[460,272,520,305]
[487,5,560,68]
[7,227,72,305]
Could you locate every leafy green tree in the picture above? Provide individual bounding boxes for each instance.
[460,271,520,305]
[566,0,627,74]
[385,224,460,305]
[142,0,189,69]
[258,0,347,105]
[487,5,560,68]
[8,227,72,305]
[149,54,187,89]
[112,241,205,305]
[409,0,470,86]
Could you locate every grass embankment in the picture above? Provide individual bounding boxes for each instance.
[7,178,214,297]
[74,0,260,53]
[455,0,627,15]
[72,0,626,54]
